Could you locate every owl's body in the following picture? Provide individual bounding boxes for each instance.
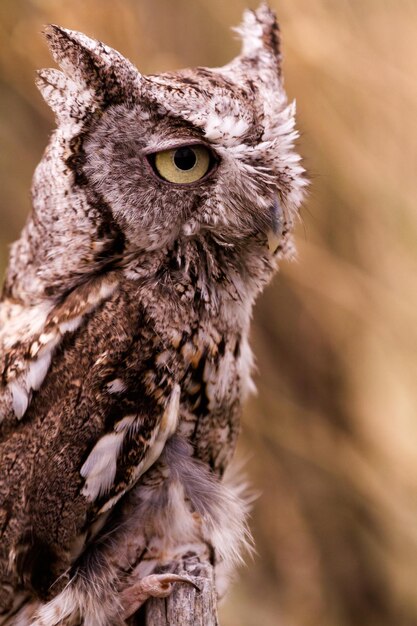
[0,5,305,625]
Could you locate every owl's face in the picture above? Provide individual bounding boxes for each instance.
[82,94,228,252]
[30,5,305,296]
[82,68,288,252]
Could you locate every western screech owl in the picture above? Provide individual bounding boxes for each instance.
[0,4,305,625]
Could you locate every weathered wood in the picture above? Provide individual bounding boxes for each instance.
[144,558,219,626]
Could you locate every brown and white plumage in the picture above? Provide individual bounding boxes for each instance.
[0,4,306,625]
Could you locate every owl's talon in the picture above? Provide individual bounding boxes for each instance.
[120,573,200,619]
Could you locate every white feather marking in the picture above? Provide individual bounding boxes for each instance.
[98,385,181,514]
[9,381,29,420]
[93,279,119,302]
[34,332,60,358]
[204,113,249,143]
[97,491,124,514]
[38,331,57,345]
[25,351,53,392]
[6,332,61,420]
[94,351,109,366]
[106,378,127,394]
[134,383,180,476]
[58,316,83,334]
[114,414,135,432]
[7,546,17,570]
[81,431,125,500]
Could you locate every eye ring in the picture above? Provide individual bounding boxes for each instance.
[147,144,217,185]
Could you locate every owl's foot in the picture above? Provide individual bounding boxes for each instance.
[120,573,200,619]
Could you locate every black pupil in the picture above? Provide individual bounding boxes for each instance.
[173,147,197,171]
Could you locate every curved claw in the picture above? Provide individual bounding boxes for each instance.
[120,572,201,619]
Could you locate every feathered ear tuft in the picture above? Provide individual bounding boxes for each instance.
[35,68,92,123]
[234,3,282,80]
[38,25,141,119]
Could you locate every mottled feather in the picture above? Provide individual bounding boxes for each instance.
[0,4,306,625]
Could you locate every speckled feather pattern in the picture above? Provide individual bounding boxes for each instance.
[0,4,306,624]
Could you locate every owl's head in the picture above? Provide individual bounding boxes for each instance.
[19,4,305,301]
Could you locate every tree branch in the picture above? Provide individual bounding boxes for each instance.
[144,557,219,626]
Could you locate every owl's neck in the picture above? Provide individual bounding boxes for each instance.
[121,233,276,321]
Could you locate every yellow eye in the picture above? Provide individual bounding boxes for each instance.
[153,145,212,184]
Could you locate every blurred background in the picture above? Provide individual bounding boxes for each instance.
[1,1,416,625]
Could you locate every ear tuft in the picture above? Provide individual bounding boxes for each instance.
[43,25,100,87]
[234,3,281,77]
[42,24,141,106]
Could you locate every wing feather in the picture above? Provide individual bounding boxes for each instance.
[0,275,118,425]
[0,277,180,604]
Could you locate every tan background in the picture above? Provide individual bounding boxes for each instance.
[1,1,416,625]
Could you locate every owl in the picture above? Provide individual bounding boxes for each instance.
[0,4,305,625]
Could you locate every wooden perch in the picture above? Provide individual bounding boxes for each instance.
[142,557,219,626]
